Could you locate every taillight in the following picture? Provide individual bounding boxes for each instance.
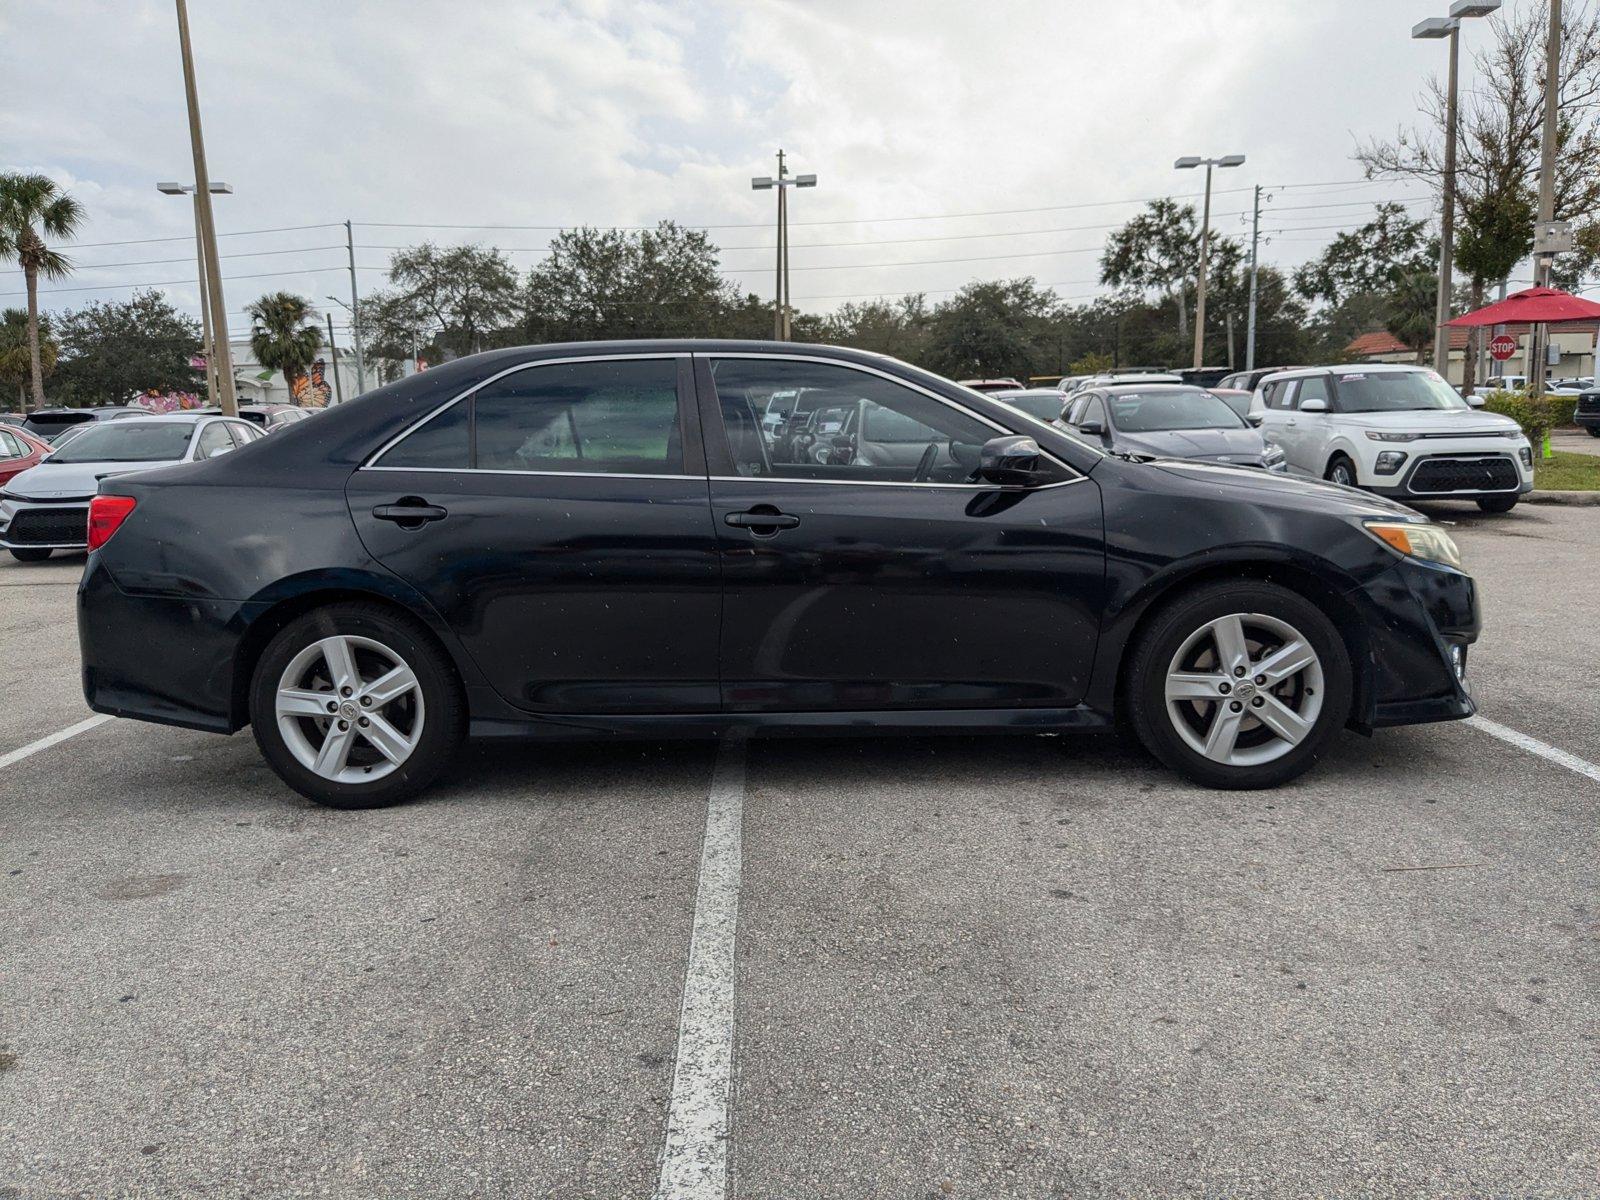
[87,495,137,551]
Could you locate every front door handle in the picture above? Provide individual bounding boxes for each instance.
[725,508,800,534]
[373,499,448,525]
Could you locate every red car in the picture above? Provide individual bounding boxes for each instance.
[0,425,50,488]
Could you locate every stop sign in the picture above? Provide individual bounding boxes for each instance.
[1489,333,1518,361]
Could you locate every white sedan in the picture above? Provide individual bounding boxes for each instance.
[0,413,263,561]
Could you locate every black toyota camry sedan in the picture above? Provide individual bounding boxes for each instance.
[77,341,1478,808]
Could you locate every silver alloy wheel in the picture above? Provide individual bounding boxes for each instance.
[275,634,425,784]
[1164,612,1324,767]
[1330,461,1355,486]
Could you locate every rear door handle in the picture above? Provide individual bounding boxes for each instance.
[373,501,448,524]
[725,510,800,532]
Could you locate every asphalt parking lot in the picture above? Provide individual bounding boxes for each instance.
[2,504,1598,1199]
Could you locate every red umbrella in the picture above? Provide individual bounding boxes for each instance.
[1445,285,1600,326]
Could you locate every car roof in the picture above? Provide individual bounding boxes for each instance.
[1097,382,1207,393]
[995,387,1065,398]
[96,412,214,425]
[1260,363,1428,385]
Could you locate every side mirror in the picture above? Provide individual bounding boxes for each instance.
[1299,398,1328,413]
[1246,413,1264,428]
[1077,419,1106,437]
[977,435,1042,485]
[1466,393,1486,408]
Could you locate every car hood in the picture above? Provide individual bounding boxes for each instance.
[1145,458,1422,519]
[4,458,183,500]
[1115,426,1266,460]
[1341,409,1521,435]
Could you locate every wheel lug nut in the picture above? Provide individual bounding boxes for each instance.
[1218,682,1231,694]
[358,717,369,728]
[359,695,371,707]
[1251,697,1265,708]
[1229,700,1243,712]
[326,701,338,713]
[337,719,349,731]
[340,686,353,697]
[1254,675,1266,685]
[1233,666,1246,677]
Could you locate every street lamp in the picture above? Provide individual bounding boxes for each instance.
[158,180,231,407]
[752,149,817,341]
[1413,1,1501,379]
[1174,153,1246,369]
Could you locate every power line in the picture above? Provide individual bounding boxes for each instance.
[68,222,345,249]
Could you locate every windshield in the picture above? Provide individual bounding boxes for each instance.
[1108,389,1246,433]
[1211,391,1252,419]
[1003,393,1067,421]
[1335,370,1468,413]
[46,422,195,463]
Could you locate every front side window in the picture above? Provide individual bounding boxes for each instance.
[376,358,683,474]
[1296,376,1331,409]
[195,423,234,459]
[709,358,1001,484]
[0,430,21,458]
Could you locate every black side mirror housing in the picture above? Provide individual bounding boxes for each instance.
[977,435,1042,486]
[1077,419,1106,437]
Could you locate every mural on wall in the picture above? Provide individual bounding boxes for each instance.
[290,359,333,408]
[131,389,204,414]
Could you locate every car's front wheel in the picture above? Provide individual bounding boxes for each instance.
[1126,581,1353,789]
[9,548,51,562]
[249,603,465,808]
[1475,494,1519,513]
[1324,455,1358,488]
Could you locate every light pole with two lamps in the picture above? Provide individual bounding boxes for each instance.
[1174,154,1245,369]
[751,150,817,341]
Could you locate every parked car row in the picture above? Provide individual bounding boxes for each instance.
[0,412,267,560]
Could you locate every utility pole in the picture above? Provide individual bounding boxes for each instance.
[1531,0,1563,397]
[173,0,236,416]
[1175,154,1245,370]
[1437,18,1462,377]
[159,181,231,407]
[751,150,817,342]
[345,219,367,394]
[1245,184,1262,371]
[325,313,344,405]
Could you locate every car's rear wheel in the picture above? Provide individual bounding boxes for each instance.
[1324,455,1358,488]
[1588,426,1600,438]
[1126,581,1352,789]
[249,603,465,808]
[1476,494,1518,513]
[9,548,51,562]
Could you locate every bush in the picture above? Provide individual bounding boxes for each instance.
[1480,388,1562,448]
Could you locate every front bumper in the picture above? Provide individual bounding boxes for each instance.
[1365,449,1533,501]
[1354,555,1479,729]
[0,497,91,549]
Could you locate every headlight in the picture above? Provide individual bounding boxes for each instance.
[1363,520,1464,569]
[1374,450,1408,475]
[1365,431,1420,442]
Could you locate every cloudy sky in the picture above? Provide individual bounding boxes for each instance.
[0,0,1529,339]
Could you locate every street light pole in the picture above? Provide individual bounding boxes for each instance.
[325,313,344,405]
[751,151,817,342]
[1531,0,1563,397]
[1175,153,1246,370]
[344,220,367,394]
[1415,4,1502,382]
[158,180,230,407]
[1245,184,1262,371]
[172,0,236,416]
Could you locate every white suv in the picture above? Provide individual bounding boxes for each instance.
[1253,364,1533,513]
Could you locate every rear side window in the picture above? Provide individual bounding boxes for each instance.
[376,358,683,475]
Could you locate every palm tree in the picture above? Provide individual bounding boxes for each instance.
[0,307,56,411]
[1384,269,1440,365]
[0,174,84,412]
[245,292,323,404]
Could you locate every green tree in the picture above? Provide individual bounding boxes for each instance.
[50,290,201,406]
[245,292,323,403]
[0,307,55,411]
[522,221,740,342]
[920,278,1061,380]
[364,243,519,365]
[814,294,931,358]
[1100,199,1241,341]
[1384,269,1441,364]
[0,173,84,411]
[1293,203,1435,307]
[1454,188,1536,393]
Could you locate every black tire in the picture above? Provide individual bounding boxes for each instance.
[1324,455,1358,488]
[1125,580,1353,790]
[9,548,51,562]
[1475,494,1519,513]
[249,602,465,809]
[1588,426,1600,438]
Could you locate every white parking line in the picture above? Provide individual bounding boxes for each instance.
[653,736,747,1200]
[0,714,112,772]
[1467,714,1600,785]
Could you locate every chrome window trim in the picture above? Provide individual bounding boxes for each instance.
[361,352,692,472]
[707,473,1089,492]
[361,465,698,483]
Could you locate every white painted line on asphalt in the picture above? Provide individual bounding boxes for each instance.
[0,714,113,772]
[1466,714,1600,786]
[653,735,747,1200]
